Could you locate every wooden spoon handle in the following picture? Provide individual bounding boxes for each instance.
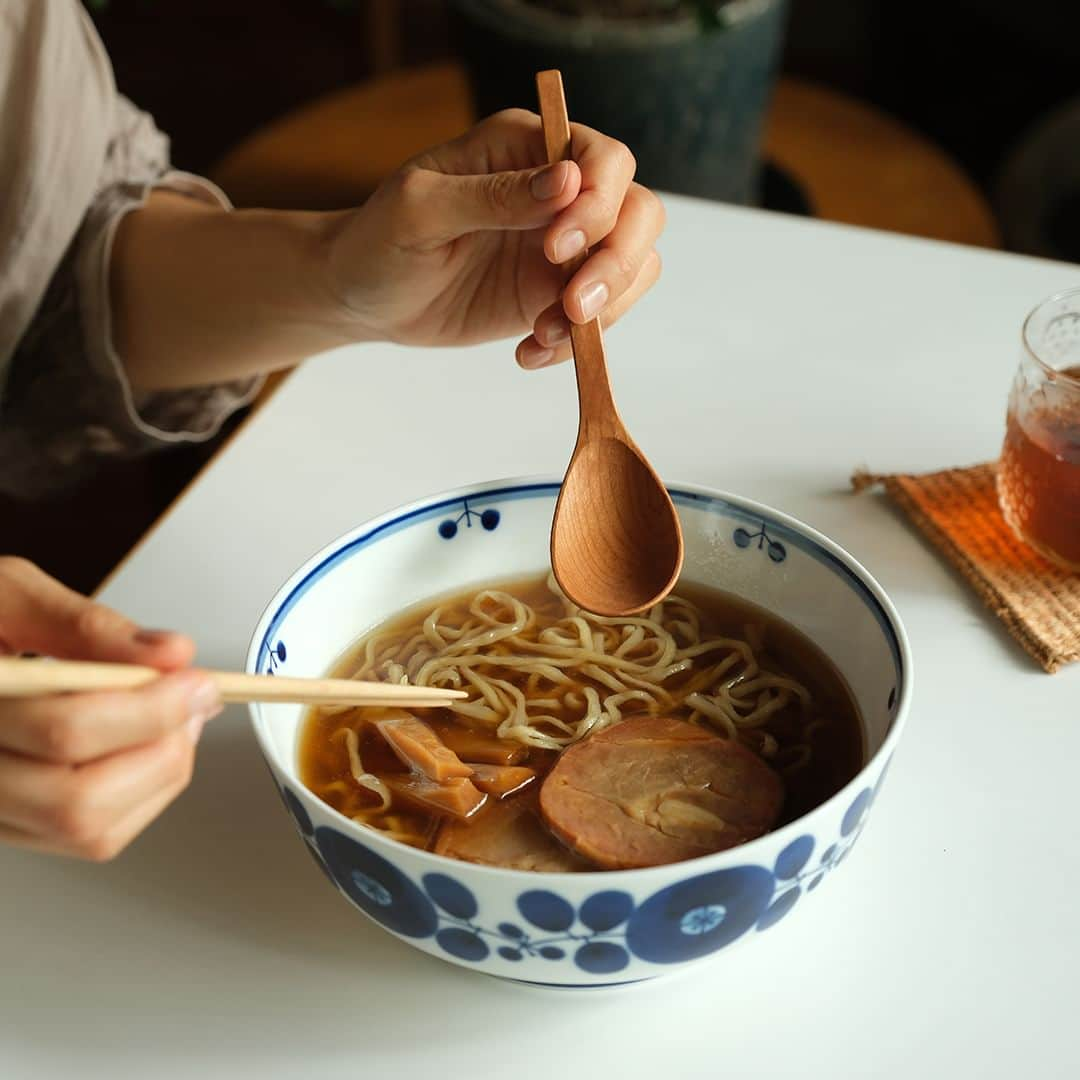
[535,70,588,279]
[535,69,620,436]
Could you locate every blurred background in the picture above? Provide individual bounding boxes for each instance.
[8,0,1080,591]
[84,0,1080,259]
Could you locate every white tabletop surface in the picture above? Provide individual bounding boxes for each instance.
[3,198,1078,1079]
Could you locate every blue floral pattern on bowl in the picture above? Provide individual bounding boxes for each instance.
[733,521,786,563]
[277,779,881,978]
[317,828,438,938]
[438,499,501,540]
[262,640,287,675]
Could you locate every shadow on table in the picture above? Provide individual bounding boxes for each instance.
[17,712,652,1072]
[105,714,393,965]
[6,715,679,1067]
[5,718,452,1062]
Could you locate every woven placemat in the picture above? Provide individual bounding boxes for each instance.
[852,463,1080,673]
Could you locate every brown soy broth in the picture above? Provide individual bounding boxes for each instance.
[299,575,864,865]
[674,582,866,826]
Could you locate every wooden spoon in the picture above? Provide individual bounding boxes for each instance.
[536,69,684,617]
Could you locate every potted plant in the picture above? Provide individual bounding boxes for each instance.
[450,0,789,204]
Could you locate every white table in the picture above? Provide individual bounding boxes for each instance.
[3,199,1077,1079]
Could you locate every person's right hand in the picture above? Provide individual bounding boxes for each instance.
[323,108,665,369]
[0,558,221,860]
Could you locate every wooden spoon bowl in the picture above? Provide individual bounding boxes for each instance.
[553,432,683,617]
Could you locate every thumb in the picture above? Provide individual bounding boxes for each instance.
[0,557,194,670]
[399,160,580,246]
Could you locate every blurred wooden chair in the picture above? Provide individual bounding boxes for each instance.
[212,61,1000,249]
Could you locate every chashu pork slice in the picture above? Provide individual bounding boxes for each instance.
[435,789,591,872]
[539,715,784,869]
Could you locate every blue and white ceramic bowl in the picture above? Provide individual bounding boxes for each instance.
[247,478,910,988]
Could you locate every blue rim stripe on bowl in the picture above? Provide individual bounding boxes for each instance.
[254,482,904,703]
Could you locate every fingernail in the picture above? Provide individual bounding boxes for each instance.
[520,346,555,370]
[553,229,586,263]
[187,696,223,744]
[134,627,174,645]
[530,162,568,201]
[577,281,609,321]
[186,677,222,725]
[538,317,570,347]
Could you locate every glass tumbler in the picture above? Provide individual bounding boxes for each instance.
[997,287,1080,571]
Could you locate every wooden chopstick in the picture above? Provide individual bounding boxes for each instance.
[0,657,466,709]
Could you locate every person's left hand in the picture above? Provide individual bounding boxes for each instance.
[0,559,219,861]
[323,108,664,369]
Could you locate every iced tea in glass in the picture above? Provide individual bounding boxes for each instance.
[997,287,1080,571]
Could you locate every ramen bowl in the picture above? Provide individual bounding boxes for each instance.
[247,478,910,988]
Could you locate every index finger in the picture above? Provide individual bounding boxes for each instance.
[411,109,549,175]
[543,123,637,262]
[0,557,194,670]
[0,669,219,765]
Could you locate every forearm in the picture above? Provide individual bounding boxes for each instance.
[111,192,366,391]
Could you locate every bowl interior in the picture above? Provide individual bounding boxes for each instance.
[248,480,904,817]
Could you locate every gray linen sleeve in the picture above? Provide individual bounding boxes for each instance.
[0,96,261,498]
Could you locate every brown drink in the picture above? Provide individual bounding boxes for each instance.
[997,289,1080,572]
[998,367,1080,569]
